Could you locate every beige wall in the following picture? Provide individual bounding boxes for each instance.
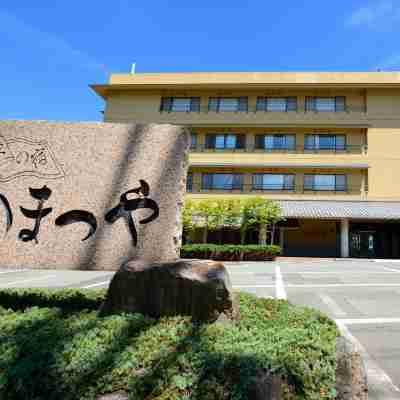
[192,126,366,151]
[103,90,369,125]
[188,168,366,201]
[97,80,400,201]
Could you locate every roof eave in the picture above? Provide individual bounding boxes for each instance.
[90,82,400,99]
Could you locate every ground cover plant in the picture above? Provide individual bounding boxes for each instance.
[0,288,338,400]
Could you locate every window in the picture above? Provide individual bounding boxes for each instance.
[253,174,295,191]
[160,97,200,112]
[256,97,297,112]
[190,133,197,150]
[205,134,246,149]
[186,173,193,192]
[202,173,243,190]
[304,174,347,191]
[208,97,248,112]
[305,96,346,112]
[304,134,346,151]
[255,134,296,150]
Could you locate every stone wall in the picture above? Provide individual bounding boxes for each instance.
[0,121,189,270]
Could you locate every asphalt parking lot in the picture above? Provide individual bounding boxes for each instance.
[1,259,400,399]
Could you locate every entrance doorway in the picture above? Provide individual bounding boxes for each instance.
[349,221,400,259]
[349,231,376,258]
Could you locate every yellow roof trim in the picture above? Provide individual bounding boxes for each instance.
[91,71,400,99]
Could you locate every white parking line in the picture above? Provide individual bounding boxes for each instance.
[318,294,347,317]
[287,283,400,288]
[1,274,57,287]
[234,283,400,288]
[336,320,400,396]
[382,266,400,273]
[282,271,400,274]
[336,318,400,325]
[234,285,275,288]
[0,269,28,275]
[275,266,287,300]
[82,280,110,289]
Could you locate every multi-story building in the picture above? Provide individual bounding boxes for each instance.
[91,72,400,258]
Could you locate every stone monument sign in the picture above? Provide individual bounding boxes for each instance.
[0,121,189,270]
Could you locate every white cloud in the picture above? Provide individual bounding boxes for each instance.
[347,0,400,28]
[0,9,107,73]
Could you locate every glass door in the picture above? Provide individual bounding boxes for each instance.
[350,231,376,258]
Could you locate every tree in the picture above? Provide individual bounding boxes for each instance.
[266,201,284,245]
[214,199,242,244]
[182,199,196,243]
[241,198,284,245]
[197,200,219,243]
[183,198,243,244]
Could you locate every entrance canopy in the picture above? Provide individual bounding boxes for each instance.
[278,200,400,220]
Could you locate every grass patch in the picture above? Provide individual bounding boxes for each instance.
[0,289,338,400]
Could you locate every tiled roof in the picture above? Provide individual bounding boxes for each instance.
[278,200,400,220]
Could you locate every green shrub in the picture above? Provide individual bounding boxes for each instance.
[0,288,107,311]
[0,289,338,400]
[181,244,281,261]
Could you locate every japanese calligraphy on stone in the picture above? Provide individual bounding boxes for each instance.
[105,180,159,246]
[0,135,64,182]
[0,180,159,247]
[19,186,53,243]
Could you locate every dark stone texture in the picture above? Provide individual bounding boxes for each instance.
[96,391,128,400]
[99,259,239,322]
[247,369,295,400]
[336,336,368,400]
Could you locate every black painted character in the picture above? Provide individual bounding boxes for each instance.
[55,210,97,242]
[0,194,13,237]
[105,180,159,246]
[19,186,52,243]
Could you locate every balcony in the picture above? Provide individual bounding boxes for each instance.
[187,183,366,196]
[151,104,370,128]
[190,144,368,155]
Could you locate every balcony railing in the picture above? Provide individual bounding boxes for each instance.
[187,184,366,195]
[194,105,366,114]
[190,144,368,154]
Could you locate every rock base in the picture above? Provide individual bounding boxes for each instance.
[99,259,239,323]
[96,391,128,400]
[336,337,368,400]
[247,369,295,399]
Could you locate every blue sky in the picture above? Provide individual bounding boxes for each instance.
[1,0,399,121]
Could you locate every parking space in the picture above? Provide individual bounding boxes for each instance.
[228,259,400,399]
[1,260,400,398]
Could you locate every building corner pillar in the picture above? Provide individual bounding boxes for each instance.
[340,219,349,258]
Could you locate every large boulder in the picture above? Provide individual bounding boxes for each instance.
[99,259,239,322]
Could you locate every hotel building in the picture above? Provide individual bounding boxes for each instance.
[92,72,400,258]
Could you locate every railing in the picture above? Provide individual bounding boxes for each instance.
[162,105,367,114]
[188,184,366,195]
[300,106,366,114]
[190,144,368,154]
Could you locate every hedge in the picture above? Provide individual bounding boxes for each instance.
[0,288,107,312]
[0,288,338,400]
[181,244,281,261]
